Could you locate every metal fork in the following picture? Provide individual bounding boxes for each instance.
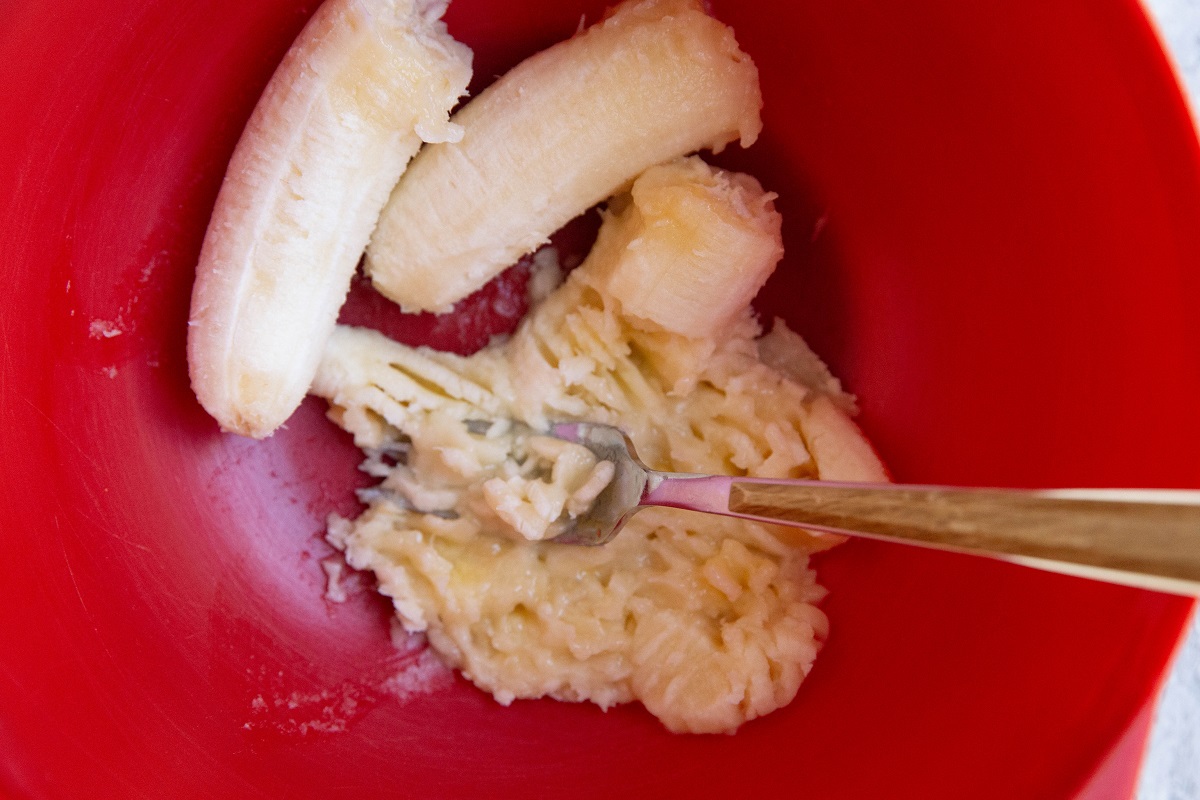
[550,422,1200,595]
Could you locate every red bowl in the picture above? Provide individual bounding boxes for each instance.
[2,0,1199,797]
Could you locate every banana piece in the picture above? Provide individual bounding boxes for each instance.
[583,156,783,340]
[365,0,763,313]
[187,0,471,438]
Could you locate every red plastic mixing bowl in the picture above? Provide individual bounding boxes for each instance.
[2,0,1199,797]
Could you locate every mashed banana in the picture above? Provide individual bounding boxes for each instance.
[313,158,885,733]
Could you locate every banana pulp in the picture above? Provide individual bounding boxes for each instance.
[315,159,887,733]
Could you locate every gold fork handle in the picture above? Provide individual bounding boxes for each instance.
[728,482,1200,595]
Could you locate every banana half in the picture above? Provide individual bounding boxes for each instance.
[365,0,763,313]
[187,0,471,438]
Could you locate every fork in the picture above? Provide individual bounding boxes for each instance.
[550,422,1200,595]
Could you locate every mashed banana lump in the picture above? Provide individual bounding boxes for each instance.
[313,158,885,733]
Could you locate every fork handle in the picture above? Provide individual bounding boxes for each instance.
[645,476,1200,594]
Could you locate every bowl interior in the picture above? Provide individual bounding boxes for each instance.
[2,0,1199,797]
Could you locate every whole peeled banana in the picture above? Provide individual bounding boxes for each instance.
[365,0,763,313]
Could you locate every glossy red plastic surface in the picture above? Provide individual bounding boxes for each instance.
[2,0,1199,797]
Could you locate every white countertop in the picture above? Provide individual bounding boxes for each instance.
[1135,3,1200,797]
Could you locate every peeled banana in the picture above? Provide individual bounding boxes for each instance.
[365,0,764,313]
[187,0,471,438]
